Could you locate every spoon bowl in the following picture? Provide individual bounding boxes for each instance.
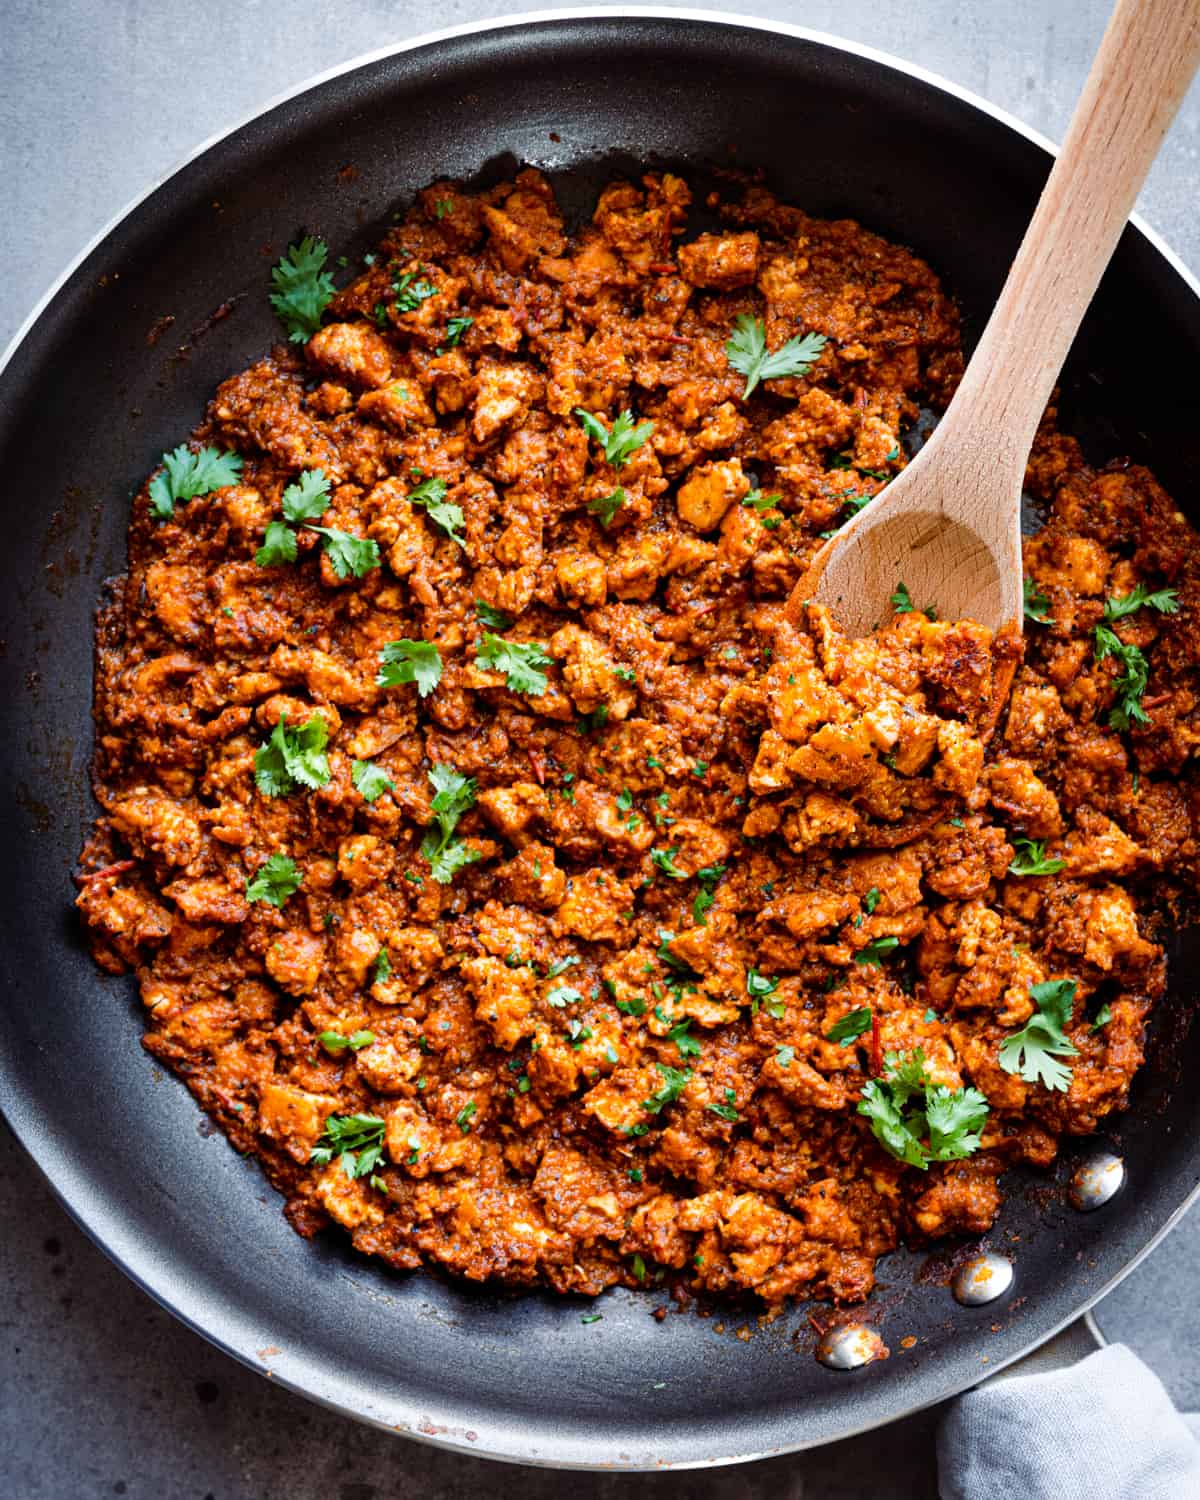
[794,0,1200,637]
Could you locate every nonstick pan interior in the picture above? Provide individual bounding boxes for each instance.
[2,11,1199,1469]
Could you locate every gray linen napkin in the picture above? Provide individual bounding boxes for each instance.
[937,1343,1200,1498]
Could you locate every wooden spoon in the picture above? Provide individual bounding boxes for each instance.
[795,0,1200,636]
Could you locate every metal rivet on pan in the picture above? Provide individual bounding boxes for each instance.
[951,1252,1014,1307]
[1069,1151,1125,1211]
[815,1324,887,1371]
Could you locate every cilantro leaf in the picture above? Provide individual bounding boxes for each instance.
[858,1048,990,1169]
[476,631,553,695]
[707,1087,740,1123]
[641,1062,692,1115]
[858,1079,928,1168]
[1103,583,1180,621]
[547,984,585,1009]
[376,639,443,697]
[890,584,936,620]
[650,847,687,880]
[776,1045,795,1069]
[372,949,392,986]
[692,863,726,926]
[746,968,784,1018]
[391,268,438,313]
[352,759,395,803]
[281,468,332,523]
[1023,575,1052,625]
[245,853,302,907]
[924,1084,990,1161]
[254,713,331,798]
[270,236,335,343]
[588,487,626,526]
[741,489,783,528]
[310,1112,386,1178]
[318,1029,375,1053]
[1091,1003,1113,1032]
[475,599,513,631]
[724,314,826,399]
[825,1007,872,1046]
[419,762,478,885]
[148,444,243,520]
[441,315,473,349]
[574,408,655,468]
[667,1019,702,1059]
[998,979,1080,1091]
[407,475,465,547]
[304,526,380,579]
[255,519,298,568]
[1008,837,1066,877]
[1094,624,1151,729]
[854,936,901,966]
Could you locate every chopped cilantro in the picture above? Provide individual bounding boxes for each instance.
[547,985,584,1009]
[1008,837,1066,877]
[667,1019,701,1059]
[854,936,901,966]
[707,1088,740,1123]
[1023,576,1052,624]
[475,598,513,631]
[574,408,655,468]
[318,1029,375,1053]
[588,487,626,526]
[651,847,687,880]
[391,267,438,312]
[310,1112,385,1178]
[825,1007,872,1046]
[442,314,473,348]
[407,475,465,548]
[641,1062,692,1115]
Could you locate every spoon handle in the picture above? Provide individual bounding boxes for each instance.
[925,0,1200,487]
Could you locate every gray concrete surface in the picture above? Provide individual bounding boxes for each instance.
[1,1,1198,1496]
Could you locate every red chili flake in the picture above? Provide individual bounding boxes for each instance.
[1141,693,1172,710]
[870,1012,884,1078]
[649,262,677,274]
[660,334,692,347]
[527,748,546,785]
[76,859,135,885]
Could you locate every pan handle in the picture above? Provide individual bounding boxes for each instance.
[981,1311,1105,1386]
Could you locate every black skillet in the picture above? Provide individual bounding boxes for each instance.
[2,9,1199,1470]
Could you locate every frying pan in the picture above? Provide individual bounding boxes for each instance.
[2,7,1199,1471]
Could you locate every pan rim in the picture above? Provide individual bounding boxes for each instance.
[3,6,1200,1470]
